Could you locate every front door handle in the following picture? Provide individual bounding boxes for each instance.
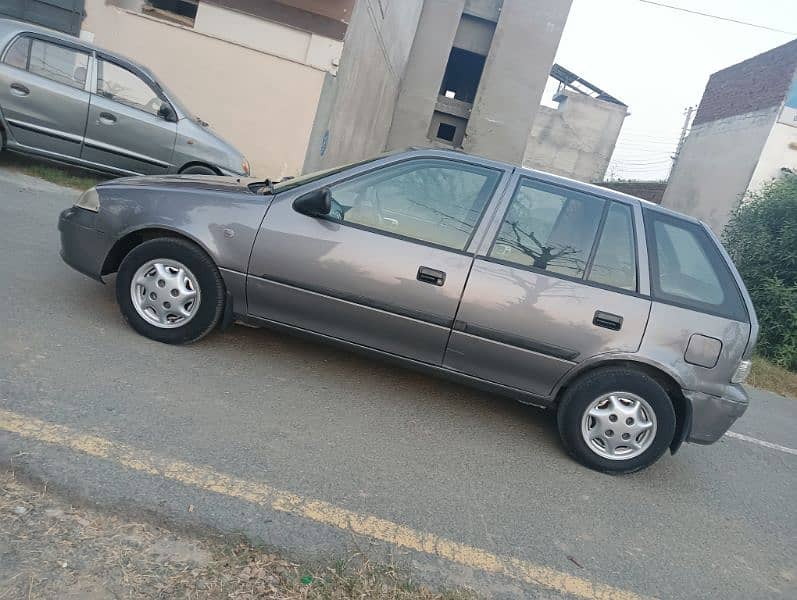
[98,112,117,124]
[10,83,29,96]
[417,266,446,286]
[593,310,623,331]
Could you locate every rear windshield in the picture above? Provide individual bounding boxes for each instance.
[643,208,748,322]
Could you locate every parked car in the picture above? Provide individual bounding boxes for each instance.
[0,18,249,177]
[58,148,758,473]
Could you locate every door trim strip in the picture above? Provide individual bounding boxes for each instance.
[83,137,171,168]
[250,273,454,329]
[6,118,82,144]
[455,322,580,361]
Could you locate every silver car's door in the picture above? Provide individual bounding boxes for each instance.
[247,156,509,364]
[0,34,90,158]
[81,56,176,174]
[444,175,652,398]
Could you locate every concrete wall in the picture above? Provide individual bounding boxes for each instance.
[661,107,778,234]
[748,120,797,191]
[303,0,424,172]
[82,0,332,178]
[523,90,627,182]
[385,0,466,153]
[464,0,572,163]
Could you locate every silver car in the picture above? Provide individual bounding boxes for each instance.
[58,149,758,473]
[0,18,249,177]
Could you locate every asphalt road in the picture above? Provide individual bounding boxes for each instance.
[1,168,795,599]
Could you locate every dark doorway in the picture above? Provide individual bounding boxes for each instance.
[439,47,486,104]
[0,0,85,36]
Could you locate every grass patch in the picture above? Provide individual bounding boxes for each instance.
[749,355,797,399]
[0,469,478,599]
[0,152,108,190]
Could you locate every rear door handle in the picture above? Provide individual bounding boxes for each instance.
[98,112,117,124]
[417,266,446,286]
[593,310,623,331]
[10,83,29,96]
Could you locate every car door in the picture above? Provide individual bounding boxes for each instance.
[81,56,176,174]
[443,174,653,397]
[247,156,508,364]
[0,34,90,159]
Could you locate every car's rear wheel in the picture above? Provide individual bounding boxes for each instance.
[557,367,676,474]
[116,238,225,344]
[180,165,217,175]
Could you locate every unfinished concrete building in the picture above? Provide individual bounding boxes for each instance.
[524,65,628,182]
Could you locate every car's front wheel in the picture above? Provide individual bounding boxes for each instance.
[557,367,676,474]
[116,238,225,344]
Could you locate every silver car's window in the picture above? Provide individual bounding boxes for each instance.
[327,159,501,251]
[644,209,748,321]
[29,39,88,90]
[97,60,162,116]
[490,179,605,278]
[587,202,637,292]
[3,36,30,69]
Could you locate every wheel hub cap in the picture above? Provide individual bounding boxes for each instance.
[581,392,657,460]
[130,259,200,329]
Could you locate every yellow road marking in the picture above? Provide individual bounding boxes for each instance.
[0,408,650,600]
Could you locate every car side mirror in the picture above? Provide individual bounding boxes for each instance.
[293,187,332,217]
[158,102,176,122]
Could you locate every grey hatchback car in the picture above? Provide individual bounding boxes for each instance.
[58,149,758,473]
[0,18,249,177]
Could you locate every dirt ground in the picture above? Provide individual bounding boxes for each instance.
[0,469,475,600]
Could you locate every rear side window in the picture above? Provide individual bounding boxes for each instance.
[29,39,88,89]
[645,209,747,321]
[588,202,637,292]
[3,36,30,69]
[489,178,605,278]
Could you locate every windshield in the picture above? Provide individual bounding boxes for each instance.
[271,151,403,193]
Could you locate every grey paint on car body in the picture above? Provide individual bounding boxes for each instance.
[58,148,759,454]
[0,18,248,176]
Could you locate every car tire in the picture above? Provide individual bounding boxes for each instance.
[116,238,225,344]
[557,367,676,474]
[180,165,217,175]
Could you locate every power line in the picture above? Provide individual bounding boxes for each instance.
[635,0,797,36]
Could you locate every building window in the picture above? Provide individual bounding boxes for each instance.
[143,0,199,27]
[436,123,457,142]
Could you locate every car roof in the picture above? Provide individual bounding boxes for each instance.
[401,147,700,225]
[0,17,156,80]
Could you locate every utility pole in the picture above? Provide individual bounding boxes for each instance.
[671,106,695,173]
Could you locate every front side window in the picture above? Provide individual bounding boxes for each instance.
[646,210,747,321]
[3,36,30,69]
[29,39,88,89]
[97,60,162,116]
[327,159,501,251]
[490,179,605,278]
[588,202,637,291]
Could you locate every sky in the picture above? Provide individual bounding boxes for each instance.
[550,0,797,181]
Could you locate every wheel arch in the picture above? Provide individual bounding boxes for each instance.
[554,358,691,454]
[178,161,221,175]
[101,226,215,277]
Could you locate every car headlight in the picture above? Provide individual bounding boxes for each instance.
[731,359,752,384]
[241,159,251,176]
[75,187,100,212]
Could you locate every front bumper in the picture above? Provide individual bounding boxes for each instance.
[58,207,108,282]
[684,385,748,444]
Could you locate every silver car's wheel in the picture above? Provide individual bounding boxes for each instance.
[130,259,201,329]
[580,392,657,461]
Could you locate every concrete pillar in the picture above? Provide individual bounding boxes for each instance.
[386,0,466,151]
[464,0,572,163]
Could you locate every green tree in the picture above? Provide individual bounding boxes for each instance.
[723,175,797,370]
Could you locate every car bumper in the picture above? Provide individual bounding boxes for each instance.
[684,385,748,444]
[58,207,108,282]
